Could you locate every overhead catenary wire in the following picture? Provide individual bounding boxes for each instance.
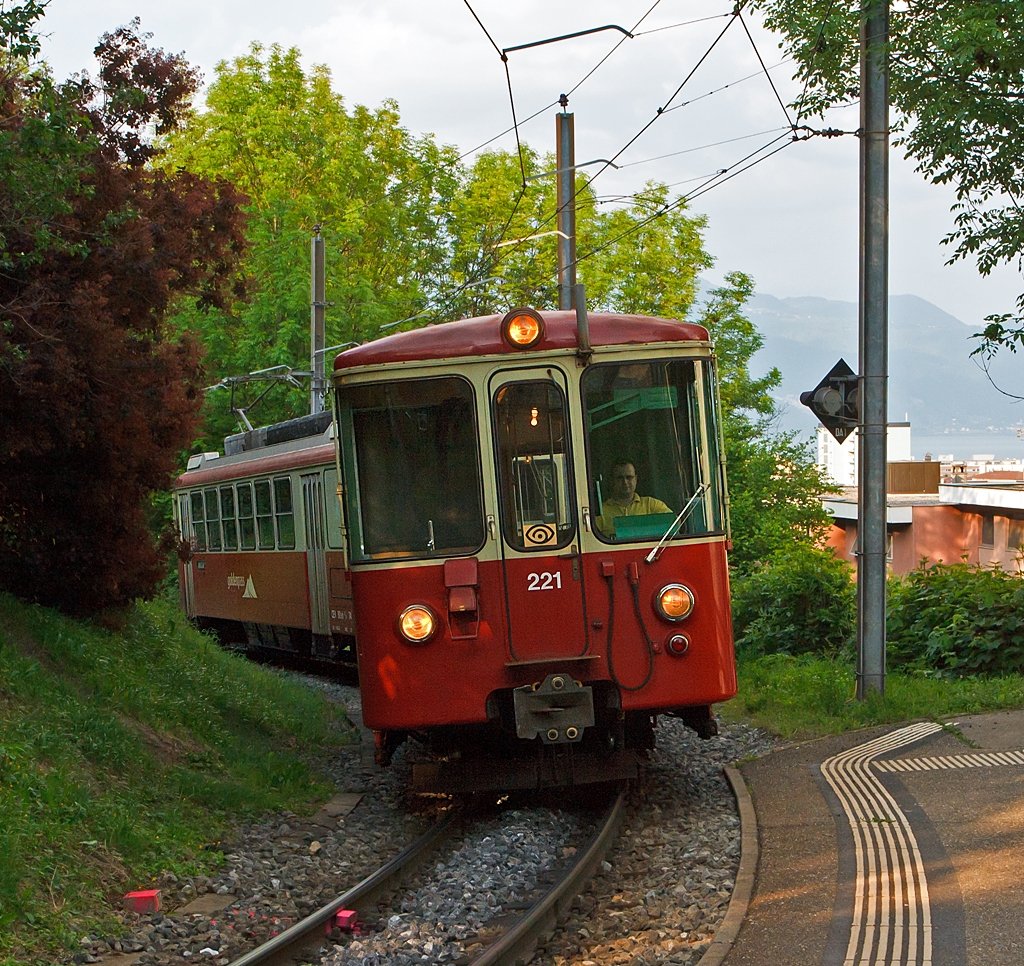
[737,10,795,129]
[567,131,795,273]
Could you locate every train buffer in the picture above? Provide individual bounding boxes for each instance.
[725,710,1024,966]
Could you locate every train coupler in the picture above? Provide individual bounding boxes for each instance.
[513,673,595,744]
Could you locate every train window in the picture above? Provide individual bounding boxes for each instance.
[493,380,576,551]
[203,488,222,551]
[582,360,724,543]
[220,486,238,551]
[237,482,256,550]
[255,480,275,549]
[324,469,344,550]
[190,491,207,552]
[337,376,485,561]
[274,478,296,549]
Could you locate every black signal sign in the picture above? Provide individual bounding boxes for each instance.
[800,358,859,443]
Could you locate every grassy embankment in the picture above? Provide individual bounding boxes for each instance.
[0,593,356,965]
[722,652,1024,739]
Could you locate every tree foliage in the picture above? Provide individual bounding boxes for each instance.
[888,562,1024,677]
[731,544,856,655]
[0,9,247,615]
[750,0,1024,368]
[158,44,461,439]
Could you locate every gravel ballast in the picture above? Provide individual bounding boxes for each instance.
[82,677,774,966]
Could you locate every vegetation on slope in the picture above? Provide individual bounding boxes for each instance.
[0,594,354,964]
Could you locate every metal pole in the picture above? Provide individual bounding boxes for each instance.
[310,226,326,415]
[857,0,889,698]
[556,98,576,310]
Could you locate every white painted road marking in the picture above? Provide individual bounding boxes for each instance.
[821,722,945,966]
[875,750,1024,773]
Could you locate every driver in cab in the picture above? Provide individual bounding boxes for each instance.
[595,461,671,537]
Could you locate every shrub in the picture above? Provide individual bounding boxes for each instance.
[887,562,1024,676]
[731,544,856,655]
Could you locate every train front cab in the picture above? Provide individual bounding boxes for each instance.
[334,323,736,789]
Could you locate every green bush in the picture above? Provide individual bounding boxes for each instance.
[731,544,856,655]
[887,562,1024,676]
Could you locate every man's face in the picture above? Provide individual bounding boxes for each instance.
[611,464,637,503]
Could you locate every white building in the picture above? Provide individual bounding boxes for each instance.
[816,422,912,486]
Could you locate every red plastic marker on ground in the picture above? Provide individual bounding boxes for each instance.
[123,889,161,914]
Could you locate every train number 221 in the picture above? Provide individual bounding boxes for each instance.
[527,571,562,591]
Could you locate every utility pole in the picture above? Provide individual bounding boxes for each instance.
[556,94,576,311]
[857,0,889,698]
[310,225,326,415]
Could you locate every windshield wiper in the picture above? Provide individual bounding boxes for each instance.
[645,483,709,564]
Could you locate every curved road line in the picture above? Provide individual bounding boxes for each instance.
[821,722,944,966]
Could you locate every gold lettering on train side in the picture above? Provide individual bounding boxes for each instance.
[227,573,246,589]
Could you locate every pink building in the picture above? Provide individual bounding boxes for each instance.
[825,482,1024,575]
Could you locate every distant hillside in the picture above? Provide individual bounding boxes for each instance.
[742,292,1024,435]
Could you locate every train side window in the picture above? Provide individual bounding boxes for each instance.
[493,380,576,551]
[190,491,207,552]
[255,480,275,549]
[220,486,238,551]
[274,477,296,549]
[324,469,344,550]
[203,488,222,551]
[237,482,256,550]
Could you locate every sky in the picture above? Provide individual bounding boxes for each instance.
[35,0,1024,329]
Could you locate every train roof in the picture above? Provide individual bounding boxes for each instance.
[176,430,335,487]
[333,311,710,372]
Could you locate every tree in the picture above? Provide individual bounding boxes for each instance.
[158,44,461,440]
[0,9,247,615]
[750,0,1024,371]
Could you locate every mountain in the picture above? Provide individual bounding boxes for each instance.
[742,292,1024,435]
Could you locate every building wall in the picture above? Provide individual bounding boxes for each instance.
[827,506,1024,575]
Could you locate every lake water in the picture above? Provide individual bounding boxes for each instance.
[913,433,1024,461]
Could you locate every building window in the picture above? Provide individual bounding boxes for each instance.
[981,514,994,548]
[1008,518,1024,550]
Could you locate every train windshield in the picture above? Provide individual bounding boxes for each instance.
[337,376,486,561]
[583,359,725,543]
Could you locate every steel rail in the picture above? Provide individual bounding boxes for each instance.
[470,784,629,966]
[226,808,460,966]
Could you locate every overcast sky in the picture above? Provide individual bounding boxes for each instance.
[36,0,1023,328]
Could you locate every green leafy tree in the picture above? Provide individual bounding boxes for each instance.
[582,183,713,318]
[159,43,460,439]
[750,0,1024,372]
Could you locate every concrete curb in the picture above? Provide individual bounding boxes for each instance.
[696,765,759,966]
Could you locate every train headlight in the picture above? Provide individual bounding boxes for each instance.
[501,307,545,348]
[654,584,694,623]
[398,605,437,644]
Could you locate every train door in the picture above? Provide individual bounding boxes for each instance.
[176,492,196,618]
[301,472,331,638]
[489,368,589,662]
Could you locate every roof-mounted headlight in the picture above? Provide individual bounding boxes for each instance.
[501,307,545,349]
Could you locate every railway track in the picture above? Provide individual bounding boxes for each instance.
[226,787,628,966]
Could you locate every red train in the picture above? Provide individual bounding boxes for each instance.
[174,307,737,789]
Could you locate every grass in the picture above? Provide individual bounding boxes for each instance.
[721,651,1024,740]
[0,593,357,965]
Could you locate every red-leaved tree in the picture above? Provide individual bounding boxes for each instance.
[0,12,248,614]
